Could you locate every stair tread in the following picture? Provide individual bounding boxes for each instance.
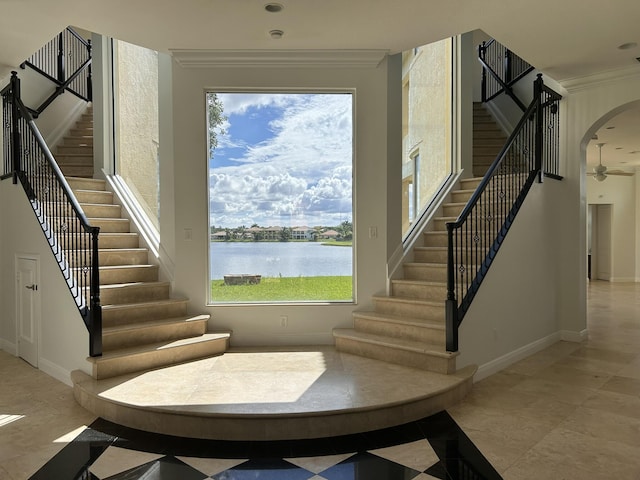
[391,278,446,286]
[102,297,189,311]
[103,314,210,334]
[99,264,156,270]
[334,329,455,357]
[88,333,231,362]
[353,310,445,328]
[372,295,443,307]
[100,281,169,290]
[404,262,446,267]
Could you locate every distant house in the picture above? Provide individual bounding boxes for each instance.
[211,230,227,241]
[291,226,314,240]
[246,226,263,240]
[319,229,339,239]
[263,226,283,240]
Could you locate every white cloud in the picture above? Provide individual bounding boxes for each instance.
[209,93,353,226]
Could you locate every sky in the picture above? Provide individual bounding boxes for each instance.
[208,93,353,228]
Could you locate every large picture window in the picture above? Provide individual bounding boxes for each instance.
[207,92,354,304]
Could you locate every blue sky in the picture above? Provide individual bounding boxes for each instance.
[208,93,353,228]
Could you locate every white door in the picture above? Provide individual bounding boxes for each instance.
[16,256,39,367]
[595,205,612,281]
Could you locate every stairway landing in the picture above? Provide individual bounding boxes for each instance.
[72,345,475,441]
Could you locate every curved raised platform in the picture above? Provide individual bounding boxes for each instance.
[72,346,475,441]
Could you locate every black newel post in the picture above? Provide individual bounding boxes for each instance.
[57,32,65,84]
[445,223,458,352]
[89,227,102,357]
[534,74,544,182]
[86,40,93,102]
[10,72,21,185]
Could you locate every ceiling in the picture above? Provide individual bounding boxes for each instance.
[0,0,639,170]
[587,108,640,170]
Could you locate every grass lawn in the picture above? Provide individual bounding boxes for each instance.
[211,276,352,302]
[321,240,352,247]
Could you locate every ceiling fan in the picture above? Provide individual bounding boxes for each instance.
[588,143,635,181]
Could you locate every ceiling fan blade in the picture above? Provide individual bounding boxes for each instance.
[607,170,635,176]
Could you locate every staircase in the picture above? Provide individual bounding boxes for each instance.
[57,107,229,380]
[472,102,507,177]
[55,109,95,178]
[333,176,482,374]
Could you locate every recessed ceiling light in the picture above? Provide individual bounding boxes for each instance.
[269,29,284,39]
[265,3,284,13]
[606,126,615,129]
[618,42,638,50]
[630,150,640,154]
[615,147,623,150]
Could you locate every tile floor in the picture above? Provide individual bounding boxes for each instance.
[0,281,639,479]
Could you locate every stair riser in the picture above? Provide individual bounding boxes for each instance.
[74,191,114,204]
[89,219,131,233]
[442,204,464,217]
[57,145,94,155]
[413,249,447,263]
[70,128,93,136]
[391,282,446,302]
[60,166,93,177]
[372,298,444,322]
[459,179,482,190]
[102,301,188,327]
[99,266,159,285]
[334,337,455,374]
[474,146,502,156]
[98,250,148,266]
[100,284,169,305]
[63,137,93,146]
[64,250,148,267]
[473,123,502,132]
[450,191,474,203]
[92,336,229,380]
[354,317,445,344]
[403,264,447,282]
[474,137,506,146]
[102,320,208,351]
[81,204,122,218]
[423,233,447,247]
[67,178,105,191]
[57,155,94,165]
[99,235,139,249]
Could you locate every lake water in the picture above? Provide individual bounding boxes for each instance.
[210,242,353,279]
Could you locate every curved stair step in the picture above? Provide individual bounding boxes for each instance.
[333,328,457,374]
[88,332,231,380]
[102,315,211,351]
[353,310,445,343]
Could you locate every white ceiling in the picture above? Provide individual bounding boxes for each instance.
[0,0,639,170]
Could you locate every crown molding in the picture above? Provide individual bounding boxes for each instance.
[559,65,640,93]
[170,49,388,68]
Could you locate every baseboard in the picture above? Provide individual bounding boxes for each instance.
[38,357,73,387]
[474,332,561,382]
[0,339,17,356]
[560,329,588,343]
[610,277,637,283]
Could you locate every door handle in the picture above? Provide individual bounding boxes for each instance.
[25,284,37,291]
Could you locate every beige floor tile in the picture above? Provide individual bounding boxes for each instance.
[569,346,638,364]
[510,377,597,405]
[89,447,164,478]
[285,453,355,474]
[176,457,248,476]
[462,428,531,474]
[532,364,611,389]
[582,389,640,420]
[600,375,640,396]
[370,439,438,472]
[559,406,640,448]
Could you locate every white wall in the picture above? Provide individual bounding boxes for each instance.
[458,179,564,376]
[0,180,90,384]
[587,171,636,282]
[167,52,395,345]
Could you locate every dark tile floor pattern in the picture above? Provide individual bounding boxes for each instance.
[29,411,502,480]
